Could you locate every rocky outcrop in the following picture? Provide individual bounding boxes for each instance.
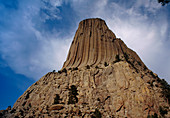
[2,18,170,118]
[63,18,145,70]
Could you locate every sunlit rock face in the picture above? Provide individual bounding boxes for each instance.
[2,18,170,118]
[62,18,144,69]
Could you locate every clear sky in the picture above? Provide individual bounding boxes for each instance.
[0,0,169,110]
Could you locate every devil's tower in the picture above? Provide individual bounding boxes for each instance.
[63,18,144,69]
[1,18,170,118]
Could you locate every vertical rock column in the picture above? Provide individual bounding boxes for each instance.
[62,18,144,70]
[62,18,117,69]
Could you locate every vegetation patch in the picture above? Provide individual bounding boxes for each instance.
[143,65,147,71]
[58,68,67,74]
[91,109,102,118]
[25,89,34,100]
[148,81,154,87]
[58,70,62,74]
[10,109,16,113]
[104,62,109,67]
[68,85,78,104]
[86,65,90,69]
[149,71,157,78]
[72,67,78,71]
[113,55,121,63]
[54,94,61,104]
[137,61,142,66]
[159,106,168,117]
[62,68,67,73]
[124,53,138,73]
[159,79,170,104]
[124,53,129,61]
[147,113,158,118]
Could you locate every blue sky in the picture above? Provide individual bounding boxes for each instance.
[0,0,169,110]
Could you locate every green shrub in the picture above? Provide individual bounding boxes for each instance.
[68,85,78,104]
[147,115,151,118]
[91,109,102,118]
[54,94,61,104]
[124,53,129,61]
[147,113,158,118]
[149,71,156,78]
[10,109,16,113]
[144,66,147,71]
[58,70,62,74]
[137,61,142,66]
[114,55,121,63]
[159,79,170,104]
[86,65,90,69]
[72,67,78,71]
[159,106,168,117]
[153,113,158,118]
[123,53,139,73]
[104,62,109,67]
[62,68,67,73]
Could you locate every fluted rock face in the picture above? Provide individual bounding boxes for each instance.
[63,18,143,69]
[63,18,115,68]
[2,18,170,118]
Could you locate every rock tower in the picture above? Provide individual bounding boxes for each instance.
[63,18,144,69]
[1,18,170,118]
